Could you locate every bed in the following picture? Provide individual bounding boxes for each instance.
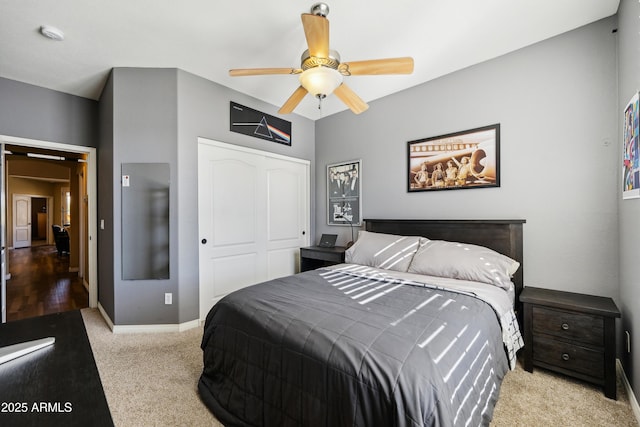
[199,219,525,426]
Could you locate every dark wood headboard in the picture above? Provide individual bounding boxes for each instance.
[364,219,526,308]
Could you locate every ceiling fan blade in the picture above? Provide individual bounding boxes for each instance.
[339,57,414,76]
[278,86,308,114]
[333,83,369,114]
[301,13,329,58]
[229,68,301,77]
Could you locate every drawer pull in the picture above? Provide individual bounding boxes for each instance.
[561,323,569,330]
[562,353,570,361]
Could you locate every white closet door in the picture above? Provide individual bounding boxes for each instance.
[265,157,309,280]
[198,139,309,320]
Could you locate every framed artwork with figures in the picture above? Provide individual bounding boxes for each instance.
[327,160,361,226]
[408,124,500,192]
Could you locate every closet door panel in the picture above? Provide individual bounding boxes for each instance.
[198,139,309,320]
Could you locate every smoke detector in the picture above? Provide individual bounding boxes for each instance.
[40,25,64,41]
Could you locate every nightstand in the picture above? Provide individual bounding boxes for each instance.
[300,246,346,272]
[520,286,621,399]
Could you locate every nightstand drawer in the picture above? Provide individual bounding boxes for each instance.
[533,335,604,379]
[300,246,346,272]
[301,249,340,262]
[532,306,603,346]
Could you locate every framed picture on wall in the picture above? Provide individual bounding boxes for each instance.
[623,92,640,199]
[407,124,500,192]
[327,160,362,226]
[229,101,292,146]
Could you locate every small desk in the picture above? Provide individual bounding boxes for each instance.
[300,246,346,272]
[0,310,113,426]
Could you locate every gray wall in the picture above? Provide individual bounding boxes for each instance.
[0,77,98,323]
[0,77,97,147]
[175,70,315,323]
[316,18,619,298]
[106,68,179,325]
[99,68,316,325]
[617,0,640,398]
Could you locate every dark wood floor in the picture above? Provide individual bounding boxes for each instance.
[6,244,88,322]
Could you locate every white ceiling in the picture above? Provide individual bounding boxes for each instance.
[0,0,620,121]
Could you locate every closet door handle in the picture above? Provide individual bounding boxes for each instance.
[201,239,207,244]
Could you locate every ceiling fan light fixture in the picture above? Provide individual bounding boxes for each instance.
[299,66,343,97]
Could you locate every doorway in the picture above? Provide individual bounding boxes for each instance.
[11,195,52,249]
[0,135,98,323]
[31,197,48,246]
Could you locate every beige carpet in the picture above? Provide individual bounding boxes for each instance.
[81,308,638,426]
[492,360,638,426]
[81,309,221,426]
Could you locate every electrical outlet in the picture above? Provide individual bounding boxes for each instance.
[165,293,172,305]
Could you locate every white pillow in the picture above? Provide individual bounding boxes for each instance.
[407,240,519,290]
[345,231,423,272]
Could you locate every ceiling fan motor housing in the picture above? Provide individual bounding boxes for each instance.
[310,3,330,17]
[301,49,340,71]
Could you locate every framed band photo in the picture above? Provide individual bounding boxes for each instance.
[327,160,362,226]
[408,124,500,192]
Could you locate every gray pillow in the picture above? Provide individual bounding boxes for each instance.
[345,231,423,272]
[407,239,519,290]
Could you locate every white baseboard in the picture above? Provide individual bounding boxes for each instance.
[618,359,640,424]
[96,302,200,333]
[97,303,114,330]
[69,266,79,273]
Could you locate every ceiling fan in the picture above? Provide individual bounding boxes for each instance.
[229,2,414,115]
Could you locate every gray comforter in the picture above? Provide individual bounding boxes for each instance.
[199,266,517,426]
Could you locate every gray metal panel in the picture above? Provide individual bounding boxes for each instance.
[121,163,170,280]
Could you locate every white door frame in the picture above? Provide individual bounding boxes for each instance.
[0,135,98,315]
[78,172,85,281]
[46,196,54,245]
